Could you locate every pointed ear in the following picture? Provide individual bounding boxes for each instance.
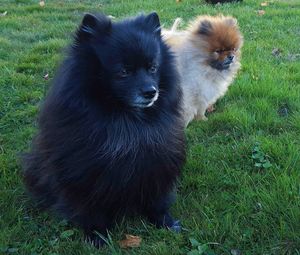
[76,13,111,42]
[225,17,238,27]
[144,12,161,35]
[198,20,212,36]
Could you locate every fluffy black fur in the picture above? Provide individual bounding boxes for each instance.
[22,12,186,247]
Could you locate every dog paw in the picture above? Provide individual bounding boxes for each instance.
[195,114,208,121]
[206,104,215,113]
[84,234,106,248]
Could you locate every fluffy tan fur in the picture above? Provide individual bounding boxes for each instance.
[162,15,243,126]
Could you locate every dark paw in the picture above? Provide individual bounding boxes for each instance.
[168,220,181,233]
[84,233,107,248]
[149,212,182,233]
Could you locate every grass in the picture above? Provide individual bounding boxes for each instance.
[0,0,299,254]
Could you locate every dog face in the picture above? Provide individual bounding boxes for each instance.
[190,16,243,71]
[76,13,162,108]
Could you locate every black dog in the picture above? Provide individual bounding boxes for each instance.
[23,13,186,247]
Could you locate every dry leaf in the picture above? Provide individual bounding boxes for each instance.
[119,234,142,248]
[0,11,7,17]
[39,1,45,7]
[176,0,182,3]
[260,2,268,6]
[43,73,49,80]
[257,10,265,15]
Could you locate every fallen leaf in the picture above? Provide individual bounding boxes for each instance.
[257,10,265,15]
[43,73,49,80]
[0,11,7,17]
[39,0,45,7]
[260,2,268,6]
[272,48,281,56]
[119,234,142,248]
[176,0,182,3]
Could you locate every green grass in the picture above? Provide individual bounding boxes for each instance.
[0,0,300,254]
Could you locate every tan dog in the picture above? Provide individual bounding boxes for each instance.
[163,15,243,126]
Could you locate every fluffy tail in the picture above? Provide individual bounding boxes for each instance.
[171,18,183,32]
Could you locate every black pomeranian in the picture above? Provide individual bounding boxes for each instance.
[23,12,186,247]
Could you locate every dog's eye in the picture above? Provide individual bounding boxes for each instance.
[215,49,223,54]
[119,68,131,78]
[149,64,158,74]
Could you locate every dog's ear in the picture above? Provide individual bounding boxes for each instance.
[198,20,213,36]
[225,17,238,27]
[144,12,161,35]
[76,13,111,42]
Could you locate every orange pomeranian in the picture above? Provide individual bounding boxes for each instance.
[162,15,243,126]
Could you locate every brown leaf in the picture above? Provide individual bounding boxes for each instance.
[39,1,45,7]
[257,10,265,15]
[260,2,268,6]
[0,11,7,17]
[119,234,142,248]
[176,0,182,3]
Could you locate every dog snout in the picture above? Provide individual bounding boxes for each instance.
[141,86,157,100]
[225,55,234,64]
[227,55,234,61]
[222,55,234,66]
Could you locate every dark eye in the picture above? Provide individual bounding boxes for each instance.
[119,68,131,78]
[215,49,223,54]
[149,64,158,74]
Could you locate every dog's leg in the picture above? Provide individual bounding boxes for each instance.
[195,111,208,121]
[73,211,113,248]
[195,102,208,121]
[195,113,208,121]
[206,104,215,113]
[145,190,181,232]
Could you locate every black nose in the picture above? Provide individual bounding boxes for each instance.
[142,87,157,99]
[227,55,234,61]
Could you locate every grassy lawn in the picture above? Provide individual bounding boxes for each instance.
[0,0,300,254]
